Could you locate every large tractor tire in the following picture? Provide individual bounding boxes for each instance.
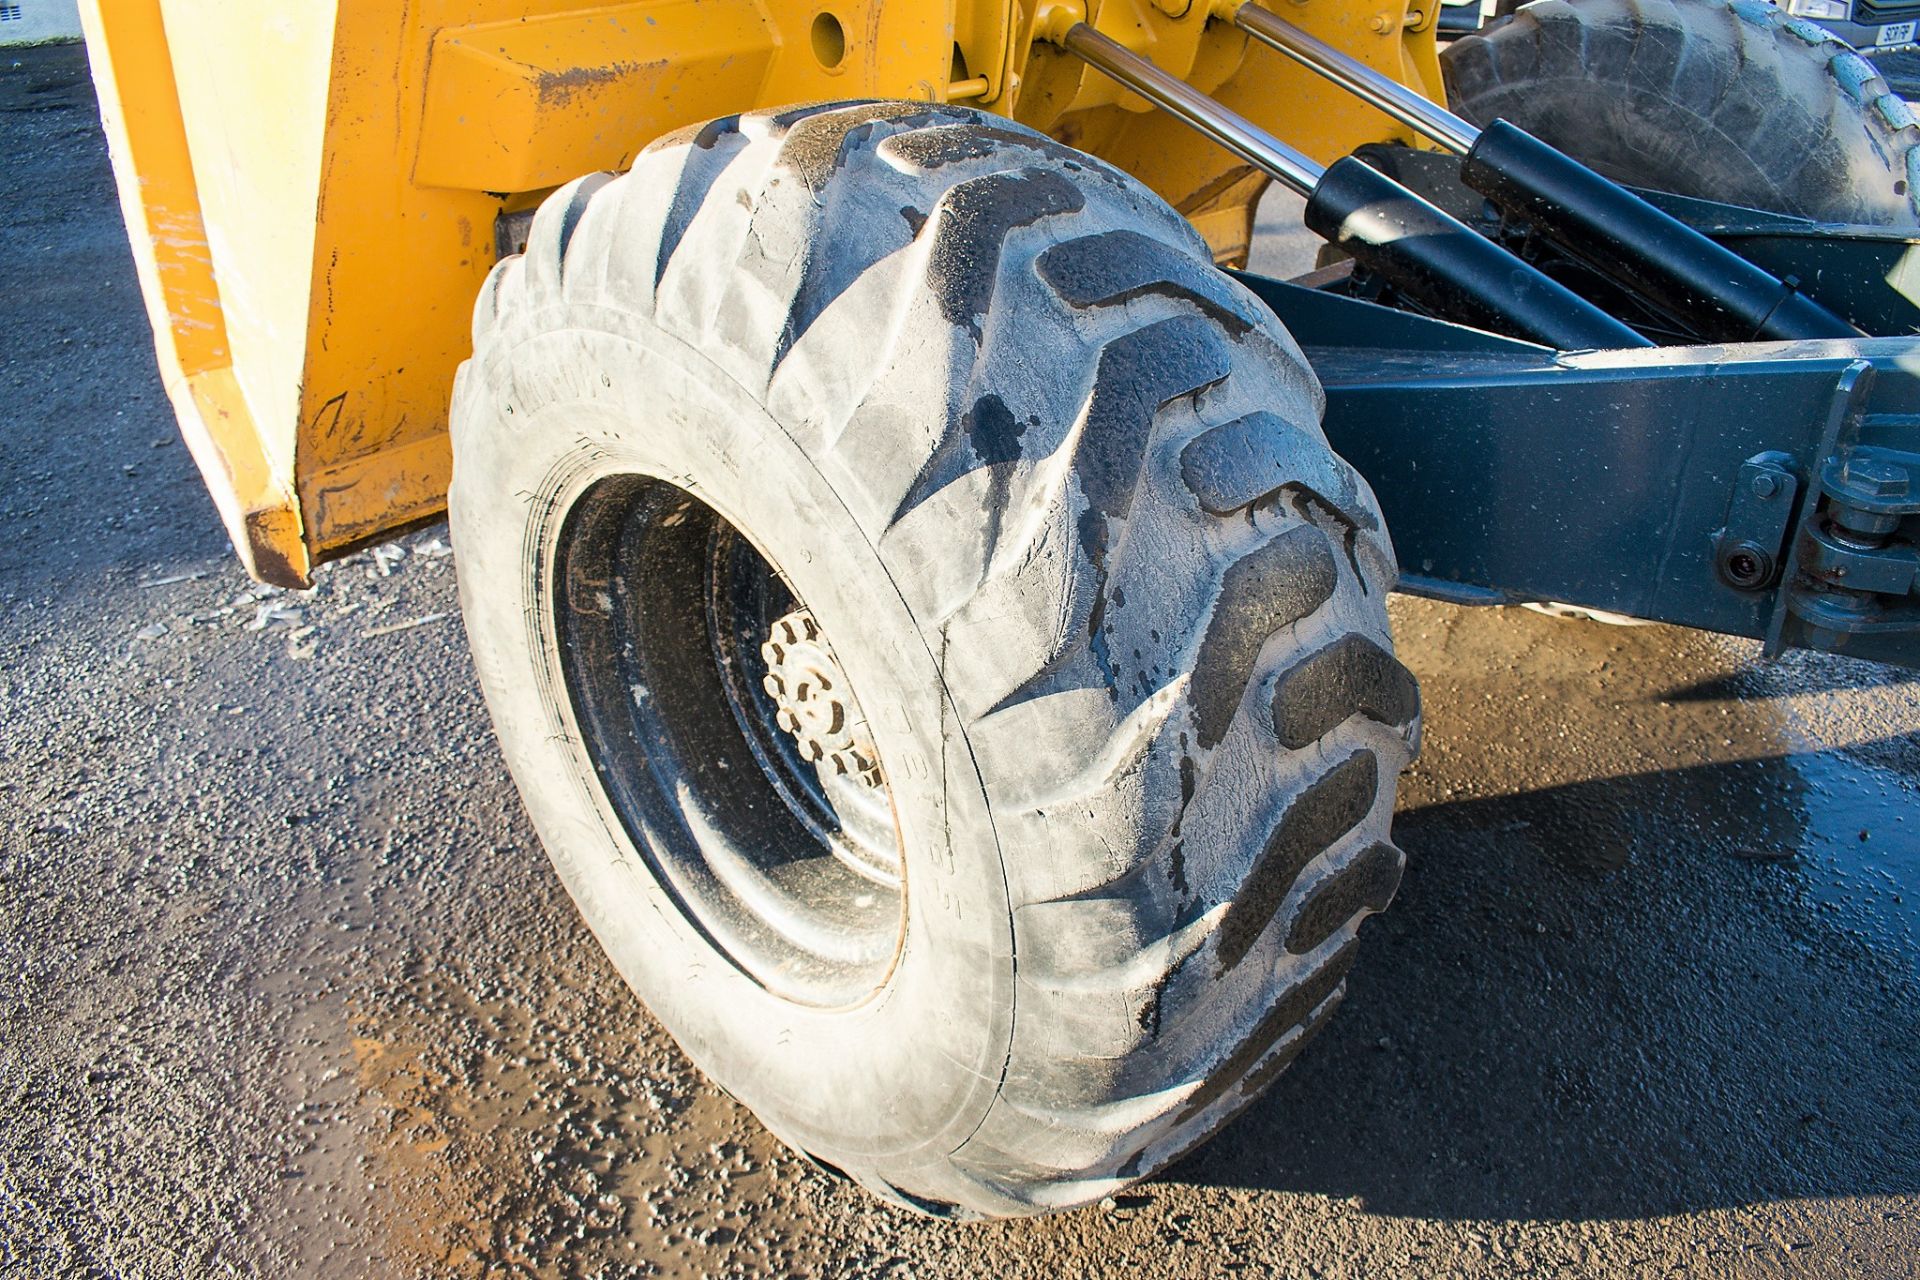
[448,103,1418,1217]
[1445,0,1920,225]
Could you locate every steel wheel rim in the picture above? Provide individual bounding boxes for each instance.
[552,474,905,1008]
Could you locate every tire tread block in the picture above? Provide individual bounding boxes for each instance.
[1214,750,1379,976]
[1270,633,1419,750]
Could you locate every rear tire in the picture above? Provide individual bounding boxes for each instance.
[1444,0,1920,225]
[449,103,1418,1217]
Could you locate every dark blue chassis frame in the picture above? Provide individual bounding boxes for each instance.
[1227,187,1920,670]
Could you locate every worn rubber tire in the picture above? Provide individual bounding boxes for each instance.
[448,103,1418,1217]
[1444,0,1920,224]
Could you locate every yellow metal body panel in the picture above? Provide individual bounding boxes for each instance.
[83,0,1436,585]
[414,3,780,192]
[1013,1,1444,264]
[77,1,310,582]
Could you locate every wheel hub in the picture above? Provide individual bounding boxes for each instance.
[760,609,884,791]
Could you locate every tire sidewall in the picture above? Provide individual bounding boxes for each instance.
[450,317,1014,1171]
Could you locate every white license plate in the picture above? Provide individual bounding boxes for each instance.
[1876,20,1916,47]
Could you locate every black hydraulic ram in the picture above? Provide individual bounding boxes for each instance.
[1459,121,1863,341]
[1059,23,1648,350]
[1229,3,1863,343]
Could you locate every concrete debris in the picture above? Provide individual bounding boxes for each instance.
[137,569,210,589]
[370,544,407,578]
[360,612,450,639]
[286,626,319,661]
[246,603,305,632]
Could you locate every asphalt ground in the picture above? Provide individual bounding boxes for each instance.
[3,39,1918,1280]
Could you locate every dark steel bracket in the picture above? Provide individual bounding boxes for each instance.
[1229,269,1920,671]
[1772,373,1920,655]
[1712,453,1801,593]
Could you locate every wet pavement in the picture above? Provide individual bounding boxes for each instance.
[3,40,1918,1280]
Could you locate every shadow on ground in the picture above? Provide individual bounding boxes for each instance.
[1175,603,1920,1226]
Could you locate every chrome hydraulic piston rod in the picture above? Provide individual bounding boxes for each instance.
[1061,21,1324,198]
[1226,3,1860,342]
[1059,23,1649,350]
[1230,3,1479,155]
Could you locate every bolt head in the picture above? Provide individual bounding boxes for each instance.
[1750,472,1781,499]
[1841,456,1910,498]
